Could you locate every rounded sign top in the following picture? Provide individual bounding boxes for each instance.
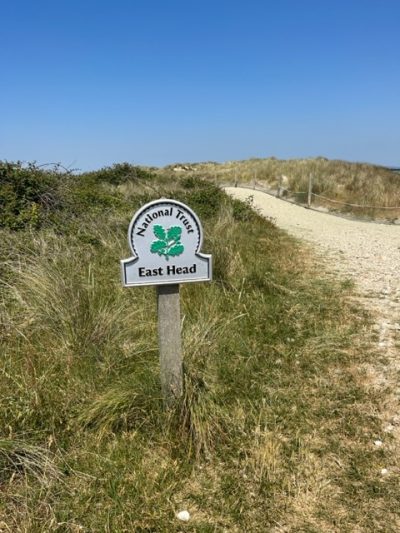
[128,198,203,259]
[121,198,212,287]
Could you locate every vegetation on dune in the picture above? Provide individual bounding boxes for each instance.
[161,157,400,221]
[0,162,399,530]
[0,161,159,231]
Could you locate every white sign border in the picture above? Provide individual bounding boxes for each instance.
[121,198,212,287]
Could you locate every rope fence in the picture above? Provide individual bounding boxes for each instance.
[216,173,400,212]
[310,192,400,210]
[217,178,400,224]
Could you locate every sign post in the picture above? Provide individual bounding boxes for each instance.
[121,199,212,407]
[157,283,182,403]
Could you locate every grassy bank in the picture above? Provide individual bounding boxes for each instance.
[160,158,400,222]
[0,163,398,531]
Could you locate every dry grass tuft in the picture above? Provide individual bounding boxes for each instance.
[0,439,61,486]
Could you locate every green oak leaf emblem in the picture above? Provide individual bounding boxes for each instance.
[150,225,184,260]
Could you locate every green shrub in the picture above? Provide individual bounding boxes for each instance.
[0,162,132,231]
[179,181,224,219]
[231,195,260,221]
[0,162,59,229]
[181,175,201,189]
[64,176,123,213]
[84,163,156,186]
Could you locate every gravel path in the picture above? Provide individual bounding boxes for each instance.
[226,187,400,436]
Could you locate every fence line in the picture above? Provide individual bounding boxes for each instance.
[310,192,400,210]
[222,180,400,211]
[220,181,400,225]
[280,186,400,210]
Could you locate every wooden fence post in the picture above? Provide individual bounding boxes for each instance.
[307,174,313,208]
[277,175,283,198]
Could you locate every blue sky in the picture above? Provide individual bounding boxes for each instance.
[1,0,399,170]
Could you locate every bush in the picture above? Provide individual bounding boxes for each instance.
[0,162,131,231]
[179,180,224,219]
[64,176,123,213]
[0,162,60,229]
[84,163,156,186]
[231,195,260,222]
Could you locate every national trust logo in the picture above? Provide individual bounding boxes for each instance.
[150,225,184,260]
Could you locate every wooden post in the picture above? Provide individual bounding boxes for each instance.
[307,174,313,208]
[277,175,283,198]
[253,170,256,189]
[157,284,183,406]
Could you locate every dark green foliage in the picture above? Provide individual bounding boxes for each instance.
[84,162,156,185]
[0,162,224,232]
[179,180,224,219]
[64,175,123,214]
[231,195,262,222]
[0,161,159,231]
[0,162,60,229]
[181,175,200,189]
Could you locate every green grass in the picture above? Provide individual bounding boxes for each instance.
[0,163,399,531]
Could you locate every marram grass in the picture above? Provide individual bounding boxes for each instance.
[0,169,399,531]
[160,157,400,221]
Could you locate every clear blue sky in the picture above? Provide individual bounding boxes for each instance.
[1,0,399,170]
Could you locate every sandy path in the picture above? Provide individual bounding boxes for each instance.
[226,187,400,433]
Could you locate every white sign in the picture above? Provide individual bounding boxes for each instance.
[121,199,212,287]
